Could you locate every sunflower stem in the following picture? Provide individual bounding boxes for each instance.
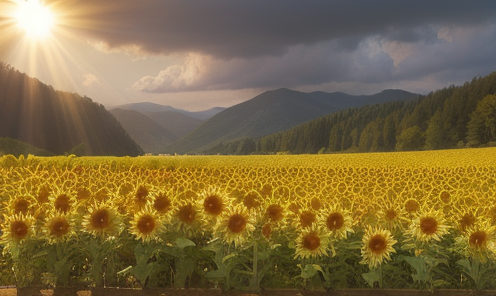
[252,240,258,292]
[378,264,383,289]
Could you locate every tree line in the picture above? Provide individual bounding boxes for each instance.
[207,71,496,154]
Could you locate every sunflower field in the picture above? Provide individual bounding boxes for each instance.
[0,148,495,293]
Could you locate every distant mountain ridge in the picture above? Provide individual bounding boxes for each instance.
[164,88,420,154]
[0,62,143,156]
[109,103,225,153]
[113,102,226,120]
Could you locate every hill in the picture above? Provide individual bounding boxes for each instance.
[109,109,178,154]
[140,111,204,139]
[0,62,143,156]
[0,137,54,156]
[208,72,496,154]
[108,103,224,153]
[165,88,419,154]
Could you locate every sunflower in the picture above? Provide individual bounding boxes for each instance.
[6,195,37,216]
[1,213,35,250]
[294,226,329,259]
[438,191,451,204]
[319,205,354,240]
[49,192,76,214]
[42,212,74,244]
[242,191,261,211]
[405,208,450,244]
[129,206,165,243]
[152,191,173,214]
[214,204,255,247]
[454,208,479,233]
[360,226,397,270]
[198,188,233,225]
[404,198,420,215]
[171,198,204,237]
[265,203,285,223]
[462,219,496,260]
[134,184,152,209]
[81,201,122,238]
[375,200,408,232]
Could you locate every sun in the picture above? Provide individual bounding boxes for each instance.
[14,0,55,39]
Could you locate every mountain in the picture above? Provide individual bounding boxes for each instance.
[108,103,224,153]
[112,102,226,120]
[0,62,143,156]
[208,71,496,155]
[109,109,178,154]
[140,111,204,139]
[165,88,419,154]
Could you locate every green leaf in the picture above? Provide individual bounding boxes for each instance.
[175,237,196,249]
[362,270,381,288]
[299,264,319,279]
[399,255,430,283]
[457,258,471,272]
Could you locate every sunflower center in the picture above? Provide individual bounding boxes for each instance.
[154,193,171,213]
[385,209,397,221]
[440,191,450,203]
[14,199,30,215]
[91,209,110,230]
[204,195,223,216]
[55,194,71,213]
[368,234,387,254]
[266,204,283,222]
[300,211,316,228]
[262,223,272,239]
[37,186,50,204]
[288,202,300,214]
[137,215,156,234]
[302,232,321,251]
[469,231,487,248]
[135,186,149,205]
[326,212,344,231]
[50,218,70,237]
[460,213,476,231]
[228,214,247,234]
[11,220,29,240]
[77,188,91,201]
[310,197,322,210]
[178,204,196,224]
[405,200,420,213]
[243,193,259,209]
[420,217,438,235]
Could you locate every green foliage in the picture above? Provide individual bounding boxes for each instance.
[395,126,425,151]
[0,137,53,157]
[467,94,496,146]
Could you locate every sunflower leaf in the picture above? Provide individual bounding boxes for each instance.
[175,237,196,249]
[362,270,381,287]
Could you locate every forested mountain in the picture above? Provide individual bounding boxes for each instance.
[165,88,419,154]
[0,63,143,156]
[207,71,496,155]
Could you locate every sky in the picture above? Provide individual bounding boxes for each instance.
[1,1,496,111]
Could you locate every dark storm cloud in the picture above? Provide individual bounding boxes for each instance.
[68,0,496,59]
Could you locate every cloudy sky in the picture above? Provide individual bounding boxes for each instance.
[1,1,496,111]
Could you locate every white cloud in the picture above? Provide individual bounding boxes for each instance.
[82,73,101,86]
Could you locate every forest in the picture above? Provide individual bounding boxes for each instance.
[207,71,496,155]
